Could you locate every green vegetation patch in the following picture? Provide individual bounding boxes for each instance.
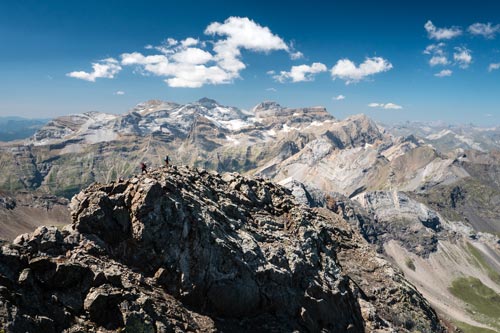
[453,321,498,333]
[405,257,416,271]
[449,276,500,330]
[466,242,500,285]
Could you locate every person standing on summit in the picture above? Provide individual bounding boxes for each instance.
[164,155,169,167]
[140,162,147,174]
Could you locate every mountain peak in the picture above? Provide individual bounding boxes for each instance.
[196,97,220,107]
[252,101,282,113]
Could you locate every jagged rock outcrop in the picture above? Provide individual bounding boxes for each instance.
[352,191,443,257]
[0,166,445,332]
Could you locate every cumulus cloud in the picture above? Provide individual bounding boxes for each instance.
[90,17,297,88]
[468,22,500,39]
[205,16,289,74]
[266,87,277,92]
[68,17,297,88]
[425,20,462,40]
[166,38,178,46]
[368,102,402,110]
[290,51,304,60]
[425,43,450,66]
[171,48,213,65]
[120,52,231,88]
[121,53,168,66]
[181,37,200,47]
[273,62,327,82]
[423,43,446,55]
[434,69,453,77]
[330,57,393,84]
[453,46,472,68]
[429,56,449,66]
[114,90,125,95]
[165,66,232,88]
[488,63,500,72]
[67,58,122,82]
[205,17,288,52]
[333,95,345,100]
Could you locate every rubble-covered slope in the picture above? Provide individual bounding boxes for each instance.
[0,166,444,332]
[0,191,69,241]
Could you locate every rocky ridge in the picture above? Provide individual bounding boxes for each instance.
[0,166,444,332]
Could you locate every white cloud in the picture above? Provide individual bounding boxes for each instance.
[115,17,297,88]
[266,87,277,92]
[166,38,178,46]
[333,94,345,101]
[429,55,449,66]
[205,17,288,52]
[205,16,289,75]
[68,17,301,88]
[171,48,213,65]
[434,69,452,77]
[453,46,472,68]
[181,37,200,47]
[290,51,304,60]
[368,102,402,110]
[121,52,234,87]
[121,52,168,66]
[164,65,232,88]
[67,58,122,82]
[425,20,462,40]
[114,90,125,95]
[425,43,450,67]
[468,22,500,39]
[273,62,327,82]
[488,63,500,72]
[330,57,393,84]
[423,43,446,55]
[266,70,276,75]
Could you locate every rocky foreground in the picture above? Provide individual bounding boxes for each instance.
[0,166,445,332]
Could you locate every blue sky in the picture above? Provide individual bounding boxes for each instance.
[1,0,499,125]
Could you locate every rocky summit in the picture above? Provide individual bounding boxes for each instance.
[0,166,444,332]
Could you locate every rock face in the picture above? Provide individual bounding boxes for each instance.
[352,191,443,257]
[0,166,444,332]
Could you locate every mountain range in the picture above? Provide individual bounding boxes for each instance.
[0,98,499,332]
[0,117,49,142]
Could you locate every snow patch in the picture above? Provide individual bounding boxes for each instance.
[426,129,453,140]
[220,119,250,131]
[225,135,240,145]
[282,124,299,133]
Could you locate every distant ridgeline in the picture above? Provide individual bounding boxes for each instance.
[0,117,49,141]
